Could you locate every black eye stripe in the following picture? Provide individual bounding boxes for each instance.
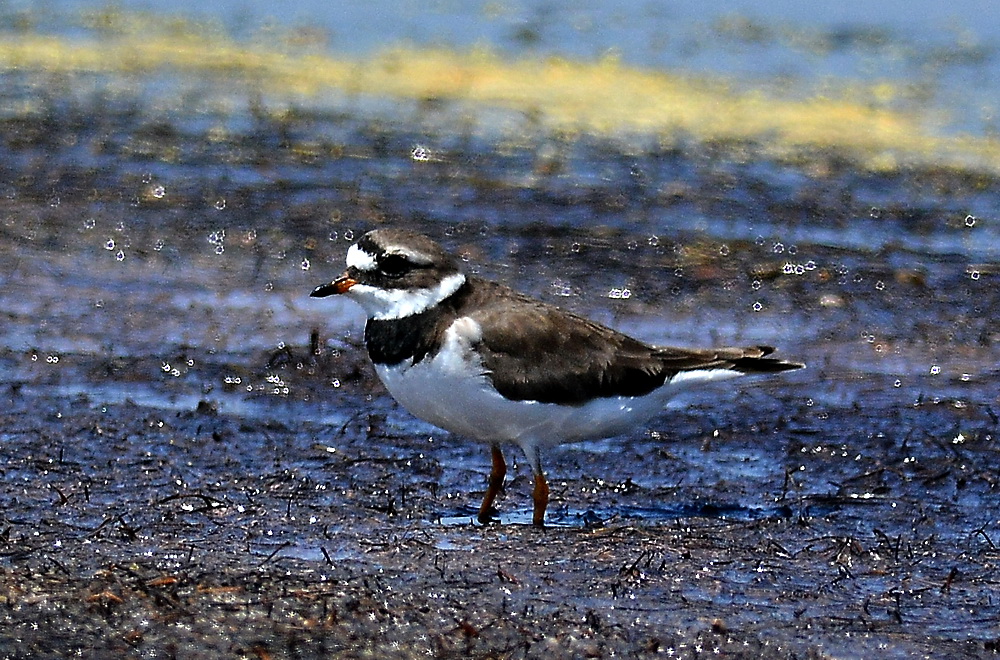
[377,253,412,277]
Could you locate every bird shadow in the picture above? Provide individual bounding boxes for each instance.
[437,500,801,528]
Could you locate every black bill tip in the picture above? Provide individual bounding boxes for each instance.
[310,275,356,298]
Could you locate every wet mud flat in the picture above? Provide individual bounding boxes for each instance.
[2,90,1000,658]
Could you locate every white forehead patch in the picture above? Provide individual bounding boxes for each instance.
[346,244,378,271]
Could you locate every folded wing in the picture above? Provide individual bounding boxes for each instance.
[468,281,802,405]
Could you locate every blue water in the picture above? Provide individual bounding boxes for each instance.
[10,0,999,135]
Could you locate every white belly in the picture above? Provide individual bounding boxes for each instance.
[376,360,670,446]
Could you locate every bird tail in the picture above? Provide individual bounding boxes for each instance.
[729,345,805,373]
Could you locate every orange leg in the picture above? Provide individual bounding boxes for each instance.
[532,472,549,527]
[478,445,506,524]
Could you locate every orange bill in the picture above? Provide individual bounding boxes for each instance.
[310,274,356,298]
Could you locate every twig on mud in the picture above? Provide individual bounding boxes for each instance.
[940,566,959,594]
[255,541,292,567]
[970,523,997,550]
[86,515,139,541]
[154,492,229,512]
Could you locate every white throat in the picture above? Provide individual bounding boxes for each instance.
[349,272,466,320]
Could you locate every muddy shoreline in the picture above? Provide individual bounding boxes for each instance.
[2,83,1000,658]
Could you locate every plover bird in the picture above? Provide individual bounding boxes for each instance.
[311,228,803,526]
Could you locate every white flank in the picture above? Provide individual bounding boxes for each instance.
[346,244,378,271]
[347,272,466,319]
[668,368,743,385]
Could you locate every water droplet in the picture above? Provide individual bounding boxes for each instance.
[969,270,980,281]
[752,301,763,312]
[83,218,96,230]
[214,199,227,211]
[48,196,60,208]
[893,379,901,387]
[751,280,761,291]
[151,184,165,199]
[328,231,338,241]
[301,258,311,271]
[772,242,785,254]
[875,280,885,291]
[153,239,164,251]
[343,229,355,241]
[929,365,941,375]
[965,214,976,227]
[870,207,883,219]
[264,282,273,291]
[332,379,341,388]
[411,145,431,161]
[116,250,125,262]
[719,244,730,256]
[648,235,659,247]
[551,279,572,297]
[105,239,116,250]
[215,245,225,255]
[755,236,765,246]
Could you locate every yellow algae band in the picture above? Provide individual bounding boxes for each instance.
[2,29,999,173]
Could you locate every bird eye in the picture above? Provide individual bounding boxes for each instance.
[378,254,411,278]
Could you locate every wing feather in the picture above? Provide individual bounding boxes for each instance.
[464,279,802,405]
[465,280,668,404]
